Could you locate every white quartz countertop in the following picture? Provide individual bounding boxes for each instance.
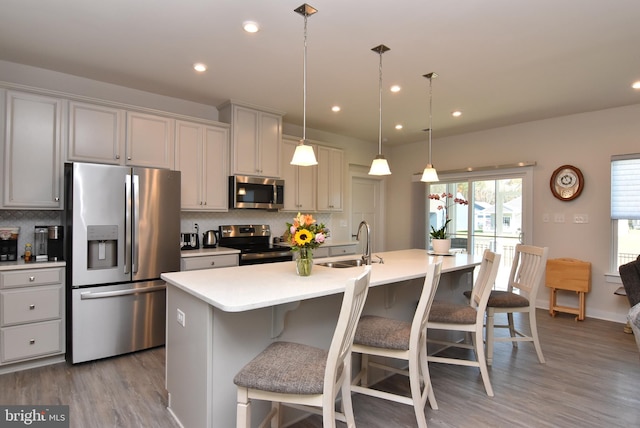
[162,249,481,313]
[0,260,66,271]
[180,246,240,258]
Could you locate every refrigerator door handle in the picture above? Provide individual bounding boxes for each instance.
[125,174,132,274]
[79,284,166,300]
[132,174,140,274]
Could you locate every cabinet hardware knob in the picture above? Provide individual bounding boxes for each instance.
[210,261,215,266]
[55,197,60,202]
[29,339,35,345]
[29,304,35,310]
[115,154,120,159]
[128,156,132,160]
[29,276,35,282]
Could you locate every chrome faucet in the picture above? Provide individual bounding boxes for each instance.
[356,220,372,265]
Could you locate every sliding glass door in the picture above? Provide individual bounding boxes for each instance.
[426,166,533,289]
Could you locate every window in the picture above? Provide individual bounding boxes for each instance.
[611,154,640,271]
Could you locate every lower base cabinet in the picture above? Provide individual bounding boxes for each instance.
[0,266,65,374]
[180,254,239,271]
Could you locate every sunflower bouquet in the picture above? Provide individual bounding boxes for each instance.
[285,212,329,253]
[284,213,329,276]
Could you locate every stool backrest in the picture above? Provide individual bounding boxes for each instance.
[324,265,372,393]
[620,256,640,307]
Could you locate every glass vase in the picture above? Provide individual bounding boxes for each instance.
[296,248,313,276]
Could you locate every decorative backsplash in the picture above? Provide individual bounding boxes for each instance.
[0,210,62,253]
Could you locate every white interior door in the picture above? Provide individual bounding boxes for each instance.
[351,176,383,254]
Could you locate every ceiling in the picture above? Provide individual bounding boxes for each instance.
[2,0,640,146]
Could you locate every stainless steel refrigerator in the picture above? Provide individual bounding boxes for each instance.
[64,163,181,363]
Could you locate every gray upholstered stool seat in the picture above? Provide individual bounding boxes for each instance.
[354,316,410,350]
[464,290,529,307]
[234,341,330,395]
[429,301,477,324]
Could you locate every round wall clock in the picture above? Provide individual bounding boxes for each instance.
[550,165,584,201]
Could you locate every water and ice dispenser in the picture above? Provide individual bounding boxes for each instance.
[87,225,118,269]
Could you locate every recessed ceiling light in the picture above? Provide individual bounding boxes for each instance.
[331,105,341,112]
[451,110,462,117]
[632,81,640,90]
[243,21,260,33]
[395,124,403,130]
[390,85,401,93]
[193,63,207,72]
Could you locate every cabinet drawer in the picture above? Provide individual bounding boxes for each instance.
[1,320,63,363]
[312,247,330,258]
[1,285,63,326]
[0,268,64,289]
[181,254,239,271]
[329,245,356,257]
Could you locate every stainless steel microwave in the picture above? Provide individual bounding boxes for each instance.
[229,175,284,210]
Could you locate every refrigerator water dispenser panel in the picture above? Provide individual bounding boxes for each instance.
[87,225,118,269]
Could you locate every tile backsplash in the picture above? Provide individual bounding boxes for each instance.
[0,210,62,258]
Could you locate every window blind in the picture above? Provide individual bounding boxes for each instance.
[611,154,640,220]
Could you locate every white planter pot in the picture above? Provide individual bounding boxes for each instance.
[432,238,451,254]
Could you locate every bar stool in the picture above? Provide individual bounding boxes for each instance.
[350,261,442,428]
[233,266,371,428]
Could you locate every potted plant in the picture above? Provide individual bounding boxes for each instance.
[428,193,468,254]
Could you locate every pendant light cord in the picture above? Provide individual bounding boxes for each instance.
[428,76,433,165]
[377,50,383,155]
[302,13,308,142]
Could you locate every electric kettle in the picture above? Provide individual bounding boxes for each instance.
[202,230,219,248]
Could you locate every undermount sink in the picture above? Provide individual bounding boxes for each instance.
[318,258,366,268]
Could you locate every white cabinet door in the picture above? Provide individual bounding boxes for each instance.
[126,111,175,169]
[202,125,229,211]
[2,90,63,209]
[281,137,316,212]
[317,146,343,211]
[176,120,229,211]
[67,101,125,164]
[221,103,282,178]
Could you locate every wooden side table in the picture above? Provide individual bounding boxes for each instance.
[545,258,591,321]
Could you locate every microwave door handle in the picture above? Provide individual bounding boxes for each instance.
[132,174,140,274]
[273,184,278,204]
[125,174,132,274]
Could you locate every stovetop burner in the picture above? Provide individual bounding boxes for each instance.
[219,225,292,265]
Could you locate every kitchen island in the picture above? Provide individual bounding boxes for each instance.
[161,249,481,428]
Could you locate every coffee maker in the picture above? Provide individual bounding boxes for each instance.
[35,225,64,261]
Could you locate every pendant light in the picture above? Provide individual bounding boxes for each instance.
[368,44,392,176]
[291,4,318,166]
[421,72,439,182]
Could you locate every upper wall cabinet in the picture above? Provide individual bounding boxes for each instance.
[175,120,229,211]
[281,136,316,212]
[2,90,63,209]
[67,102,175,170]
[316,146,344,212]
[219,101,283,178]
[125,111,175,169]
[67,101,125,165]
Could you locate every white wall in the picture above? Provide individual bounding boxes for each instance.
[387,104,640,323]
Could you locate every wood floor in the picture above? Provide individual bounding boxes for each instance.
[1,310,639,428]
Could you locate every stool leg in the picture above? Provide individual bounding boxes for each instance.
[236,388,251,428]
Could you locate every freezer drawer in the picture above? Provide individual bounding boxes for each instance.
[71,281,166,363]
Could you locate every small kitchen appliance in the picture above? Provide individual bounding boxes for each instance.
[180,233,199,250]
[0,227,19,262]
[202,230,219,248]
[47,225,64,261]
[34,226,49,262]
